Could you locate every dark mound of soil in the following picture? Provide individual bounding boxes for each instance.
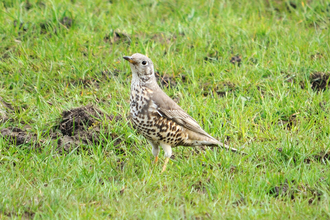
[55,105,122,153]
[0,105,124,154]
[0,127,36,146]
[230,55,242,66]
[59,105,113,136]
[310,72,330,91]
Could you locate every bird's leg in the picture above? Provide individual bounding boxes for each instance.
[160,143,172,173]
[154,156,158,164]
[161,158,170,173]
[149,140,160,165]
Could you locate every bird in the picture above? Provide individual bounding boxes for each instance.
[123,53,243,172]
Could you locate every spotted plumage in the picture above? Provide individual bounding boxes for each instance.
[123,53,242,172]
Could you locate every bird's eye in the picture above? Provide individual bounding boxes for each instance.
[142,61,148,65]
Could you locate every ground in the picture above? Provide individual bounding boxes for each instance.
[0,0,330,219]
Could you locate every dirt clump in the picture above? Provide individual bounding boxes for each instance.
[304,151,330,164]
[0,127,36,146]
[310,72,330,91]
[60,17,73,28]
[201,82,236,97]
[230,55,242,66]
[4,210,35,219]
[283,74,296,83]
[68,77,100,89]
[277,112,298,130]
[55,105,122,153]
[0,105,125,154]
[268,179,296,200]
[310,53,323,60]
[155,71,178,88]
[104,31,131,45]
[0,97,14,123]
[268,179,323,203]
[232,197,246,206]
[204,51,219,62]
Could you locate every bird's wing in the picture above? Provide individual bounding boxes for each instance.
[150,88,214,139]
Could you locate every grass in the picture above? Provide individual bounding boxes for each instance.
[1,0,330,218]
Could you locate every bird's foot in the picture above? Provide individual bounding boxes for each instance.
[161,158,170,173]
[153,156,158,164]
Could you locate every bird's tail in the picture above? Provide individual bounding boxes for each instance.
[215,141,246,155]
[204,138,246,155]
[189,133,247,155]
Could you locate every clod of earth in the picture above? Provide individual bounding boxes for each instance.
[69,77,100,89]
[232,197,245,206]
[25,0,32,10]
[268,179,323,203]
[0,127,36,146]
[202,82,236,97]
[204,50,219,62]
[155,71,178,88]
[0,97,14,123]
[0,105,125,154]
[284,74,296,83]
[60,17,73,28]
[277,113,298,130]
[310,72,330,91]
[55,105,123,153]
[230,55,242,66]
[310,53,323,60]
[13,20,28,31]
[268,179,296,200]
[304,151,330,164]
[104,32,131,45]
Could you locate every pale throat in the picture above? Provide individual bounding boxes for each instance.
[131,70,156,87]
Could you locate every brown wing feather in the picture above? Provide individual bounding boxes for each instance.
[150,88,214,139]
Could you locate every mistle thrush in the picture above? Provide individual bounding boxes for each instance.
[123,53,242,172]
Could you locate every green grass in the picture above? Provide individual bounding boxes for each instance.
[1,0,330,218]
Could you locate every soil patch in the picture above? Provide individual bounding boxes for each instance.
[310,72,330,91]
[277,114,297,130]
[104,31,131,45]
[155,71,186,89]
[304,151,330,164]
[230,55,242,66]
[202,82,236,97]
[204,51,219,62]
[60,17,73,29]
[4,210,35,219]
[269,179,295,200]
[232,197,246,206]
[0,97,14,123]
[55,105,122,153]
[310,53,324,60]
[0,105,126,154]
[269,179,323,204]
[0,127,37,146]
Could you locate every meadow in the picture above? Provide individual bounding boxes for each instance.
[0,0,330,219]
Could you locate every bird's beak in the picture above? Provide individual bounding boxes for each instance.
[123,56,136,64]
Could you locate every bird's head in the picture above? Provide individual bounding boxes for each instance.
[123,53,155,83]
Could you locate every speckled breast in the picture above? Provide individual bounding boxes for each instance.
[130,86,186,147]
